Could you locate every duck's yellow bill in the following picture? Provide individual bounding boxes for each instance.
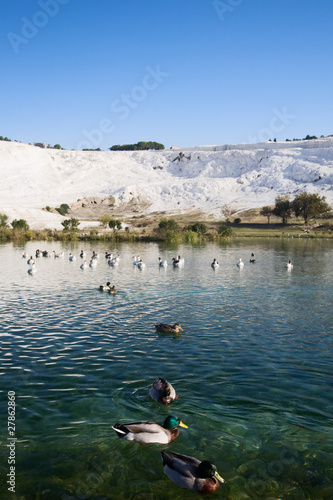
[179,421,188,428]
[214,471,225,483]
[179,327,183,331]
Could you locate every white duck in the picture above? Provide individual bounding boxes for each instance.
[287,259,293,270]
[158,257,168,267]
[137,259,145,269]
[211,258,219,268]
[237,258,244,268]
[27,256,35,265]
[28,264,37,275]
[108,257,118,267]
[133,255,141,265]
[80,260,88,270]
[69,253,76,261]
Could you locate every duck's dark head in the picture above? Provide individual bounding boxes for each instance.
[162,386,171,397]
[163,416,188,430]
[198,461,224,483]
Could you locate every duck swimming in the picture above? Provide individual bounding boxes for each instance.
[161,451,224,494]
[287,259,293,270]
[211,258,219,268]
[108,257,118,267]
[149,378,177,405]
[108,285,117,294]
[27,264,37,275]
[172,256,184,267]
[99,281,111,291]
[27,256,35,265]
[112,415,187,444]
[155,323,183,334]
[158,257,167,267]
[237,258,244,268]
[250,253,256,263]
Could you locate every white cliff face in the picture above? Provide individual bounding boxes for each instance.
[0,138,332,229]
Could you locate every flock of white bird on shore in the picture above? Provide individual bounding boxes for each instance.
[23,249,294,277]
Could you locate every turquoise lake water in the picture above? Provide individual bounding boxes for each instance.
[0,238,332,499]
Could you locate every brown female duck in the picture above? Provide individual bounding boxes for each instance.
[155,323,183,334]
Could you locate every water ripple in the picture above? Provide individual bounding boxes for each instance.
[0,240,333,498]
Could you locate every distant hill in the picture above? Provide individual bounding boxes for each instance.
[0,138,332,229]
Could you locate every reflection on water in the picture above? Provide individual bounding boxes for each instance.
[0,239,333,499]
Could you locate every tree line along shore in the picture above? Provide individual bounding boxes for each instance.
[1,192,332,243]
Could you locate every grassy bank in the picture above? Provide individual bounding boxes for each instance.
[1,218,332,243]
[230,223,333,238]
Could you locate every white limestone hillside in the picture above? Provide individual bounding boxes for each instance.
[0,138,332,229]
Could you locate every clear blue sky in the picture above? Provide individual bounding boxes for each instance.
[1,0,332,150]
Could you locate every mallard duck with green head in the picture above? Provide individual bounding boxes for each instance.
[149,378,178,405]
[155,323,183,334]
[112,415,188,444]
[161,451,224,494]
